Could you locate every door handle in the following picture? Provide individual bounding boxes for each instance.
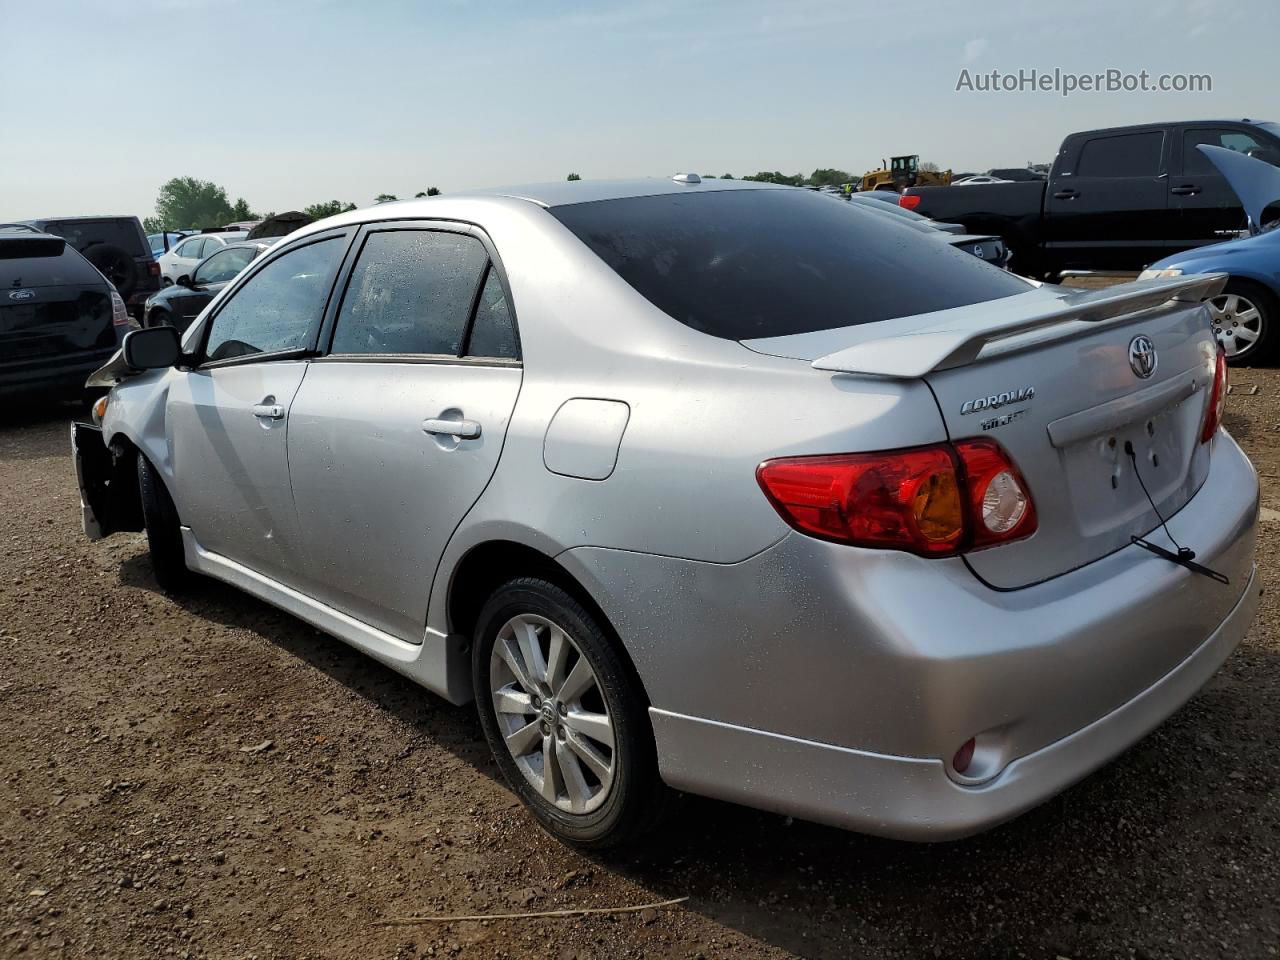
[252,403,285,420]
[1052,189,1080,200]
[423,417,481,440]
[1170,184,1201,196]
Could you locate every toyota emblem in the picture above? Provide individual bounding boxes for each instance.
[1128,335,1157,379]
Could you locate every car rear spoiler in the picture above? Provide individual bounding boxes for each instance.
[811,273,1228,378]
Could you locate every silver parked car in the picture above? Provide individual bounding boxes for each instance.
[72,176,1258,848]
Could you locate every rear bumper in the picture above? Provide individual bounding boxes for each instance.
[650,564,1258,840]
[561,430,1259,838]
[0,343,120,396]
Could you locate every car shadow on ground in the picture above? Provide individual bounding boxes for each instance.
[117,551,1273,959]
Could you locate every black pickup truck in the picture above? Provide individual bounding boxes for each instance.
[901,119,1280,277]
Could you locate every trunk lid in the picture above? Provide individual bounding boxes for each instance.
[744,275,1226,588]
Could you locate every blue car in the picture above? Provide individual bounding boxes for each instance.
[1141,144,1280,364]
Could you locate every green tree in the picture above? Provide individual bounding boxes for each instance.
[228,197,259,222]
[304,201,358,219]
[808,168,853,187]
[720,173,734,179]
[374,193,398,203]
[742,171,804,186]
[413,187,442,198]
[566,173,582,181]
[151,177,235,230]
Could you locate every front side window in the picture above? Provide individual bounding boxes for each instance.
[550,189,1029,340]
[204,236,342,362]
[330,229,489,356]
[194,247,255,285]
[176,237,205,259]
[1076,132,1165,177]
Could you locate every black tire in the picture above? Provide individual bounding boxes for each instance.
[472,577,669,848]
[136,454,188,592]
[1212,278,1278,367]
[84,243,139,298]
[146,308,172,330]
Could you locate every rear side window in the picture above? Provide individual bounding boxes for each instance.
[1075,132,1165,177]
[43,219,146,257]
[549,189,1029,340]
[466,266,518,359]
[331,230,489,356]
[204,236,343,362]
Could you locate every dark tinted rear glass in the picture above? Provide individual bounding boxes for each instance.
[1076,132,1164,177]
[549,189,1029,339]
[43,219,146,257]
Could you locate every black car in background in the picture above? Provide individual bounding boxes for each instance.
[902,119,1280,276]
[0,227,132,398]
[1,216,161,319]
[142,239,274,332]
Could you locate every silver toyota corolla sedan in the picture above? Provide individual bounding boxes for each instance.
[72,175,1259,848]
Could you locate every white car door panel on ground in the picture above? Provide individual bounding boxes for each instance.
[285,226,522,642]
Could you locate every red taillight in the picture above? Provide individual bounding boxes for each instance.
[757,440,1036,557]
[109,290,131,327]
[148,261,161,277]
[899,194,921,210]
[953,438,1037,550]
[1200,348,1227,443]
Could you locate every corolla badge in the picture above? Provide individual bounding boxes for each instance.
[1128,335,1157,379]
[959,386,1035,416]
[8,289,34,301]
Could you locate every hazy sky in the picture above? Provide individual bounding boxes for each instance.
[2,0,1276,221]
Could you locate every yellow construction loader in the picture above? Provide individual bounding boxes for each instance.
[859,155,952,192]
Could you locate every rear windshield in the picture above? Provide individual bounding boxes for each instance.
[42,219,146,258]
[549,189,1029,340]
[0,244,102,288]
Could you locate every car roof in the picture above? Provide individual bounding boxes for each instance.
[17,215,141,224]
[1069,119,1276,138]
[443,176,790,208]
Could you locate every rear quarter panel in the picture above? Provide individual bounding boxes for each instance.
[424,202,950,636]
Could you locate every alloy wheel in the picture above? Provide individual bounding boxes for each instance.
[489,613,615,815]
[1208,292,1264,358]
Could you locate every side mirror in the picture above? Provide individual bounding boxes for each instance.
[122,326,181,371]
[176,274,194,288]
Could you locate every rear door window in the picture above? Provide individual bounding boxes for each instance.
[330,229,489,356]
[549,189,1029,340]
[203,236,344,362]
[1182,127,1280,173]
[1075,132,1165,177]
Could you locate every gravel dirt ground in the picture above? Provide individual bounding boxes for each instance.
[2,369,1279,960]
